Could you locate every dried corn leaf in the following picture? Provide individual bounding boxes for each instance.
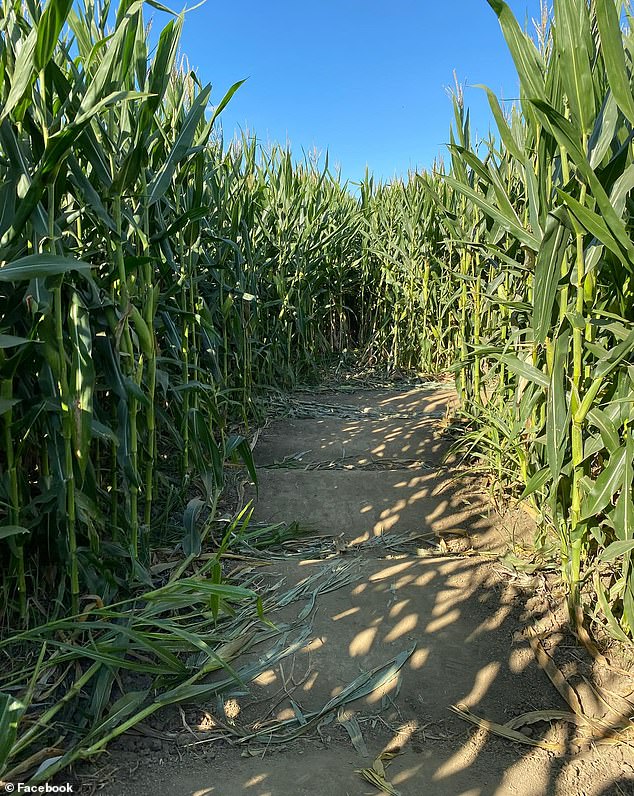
[450,704,566,752]
[337,709,368,757]
[241,645,415,745]
[525,630,632,743]
[526,629,584,715]
[372,756,386,777]
[356,762,402,796]
[505,709,586,730]
[579,674,633,727]
[289,699,307,726]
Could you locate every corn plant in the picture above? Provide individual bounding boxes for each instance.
[424,0,634,640]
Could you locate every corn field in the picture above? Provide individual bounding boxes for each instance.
[0,0,633,782]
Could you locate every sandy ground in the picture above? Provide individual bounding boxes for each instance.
[83,385,634,796]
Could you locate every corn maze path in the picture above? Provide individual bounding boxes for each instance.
[97,386,634,796]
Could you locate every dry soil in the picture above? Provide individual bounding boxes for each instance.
[85,385,634,796]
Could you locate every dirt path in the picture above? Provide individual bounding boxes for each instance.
[94,386,634,796]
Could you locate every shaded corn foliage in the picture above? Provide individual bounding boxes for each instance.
[0,0,367,779]
[358,172,461,373]
[396,0,634,644]
[333,0,634,646]
[0,0,367,625]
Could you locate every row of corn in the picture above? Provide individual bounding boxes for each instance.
[1,0,633,649]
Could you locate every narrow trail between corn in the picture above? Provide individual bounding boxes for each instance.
[98,385,633,796]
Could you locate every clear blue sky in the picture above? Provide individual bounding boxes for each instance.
[169,0,544,184]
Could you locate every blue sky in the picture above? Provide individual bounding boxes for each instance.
[172,0,544,184]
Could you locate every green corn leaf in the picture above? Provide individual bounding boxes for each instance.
[83,691,148,743]
[0,254,91,281]
[594,572,631,642]
[72,89,151,129]
[524,156,543,240]
[67,156,117,232]
[611,431,634,542]
[556,188,627,266]
[226,434,258,492]
[442,174,538,250]
[487,0,547,104]
[612,484,634,545]
[477,85,524,161]
[143,578,258,604]
[143,623,244,685]
[588,92,619,169]
[594,329,634,379]
[533,99,634,268]
[581,445,628,520]
[116,399,141,489]
[147,17,182,102]
[68,291,94,479]
[448,145,491,186]
[586,408,620,453]
[0,692,26,771]
[144,0,180,15]
[0,335,33,348]
[0,399,20,417]
[553,0,596,134]
[182,497,205,557]
[533,209,569,342]
[498,354,549,387]
[623,586,634,635]
[608,163,634,219]
[600,539,634,562]
[2,88,152,242]
[34,0,74,72]
[546,330,570,481]
[147,83,212,204]
[150,206,210,243]
[0,526,30,541]
[77,2,143,116]
[208,78,247,127]
[187,406,223,488]
[520,466,550,499]
[0,29,37,122]
[595,0,634,126]
[113,17,183,191]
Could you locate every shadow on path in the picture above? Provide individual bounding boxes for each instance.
[96,387,634,796]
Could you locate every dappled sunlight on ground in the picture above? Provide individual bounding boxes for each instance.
[110,561,633,795]
[248,390,522,552]
[97,387,634,796]
[178,546,626,795]
[248,467,506,549]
